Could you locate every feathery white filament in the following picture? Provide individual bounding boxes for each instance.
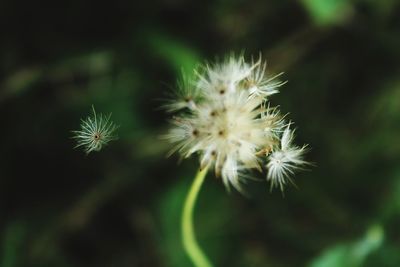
[267,125,308,191]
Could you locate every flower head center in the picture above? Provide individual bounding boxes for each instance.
[94,133,101,141]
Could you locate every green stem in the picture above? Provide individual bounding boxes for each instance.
[181,167,213,267]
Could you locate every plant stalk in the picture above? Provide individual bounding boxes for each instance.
[181,166,213,267]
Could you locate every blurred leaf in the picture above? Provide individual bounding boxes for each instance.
[309,225,384,267]
[158,177,190,267]
[379,168,400,222]
[147,32,200,74]
[1,222,25,267]
[364,243,400,267]
[301,0,353,26]
[370,81,400,124]
[0,67,42,102]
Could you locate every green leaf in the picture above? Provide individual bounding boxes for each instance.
[309,225,384,267]
[147,32,200,74]
[301,0,353,26]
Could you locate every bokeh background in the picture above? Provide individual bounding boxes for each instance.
[1,0,400,266]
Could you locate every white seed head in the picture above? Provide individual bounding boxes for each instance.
[72,106,118,154]
[267,124,308,191]
[165,55,308,192]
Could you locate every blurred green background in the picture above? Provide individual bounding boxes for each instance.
[1,0,399,266]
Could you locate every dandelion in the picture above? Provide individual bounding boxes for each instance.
[72,106,118,154]
[165,54,307,192]
[164,54,310,267]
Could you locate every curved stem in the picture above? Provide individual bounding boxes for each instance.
[181,167,213,267]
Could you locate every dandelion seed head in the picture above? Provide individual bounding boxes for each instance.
[72,106,118,154]
[165,54,308,192]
